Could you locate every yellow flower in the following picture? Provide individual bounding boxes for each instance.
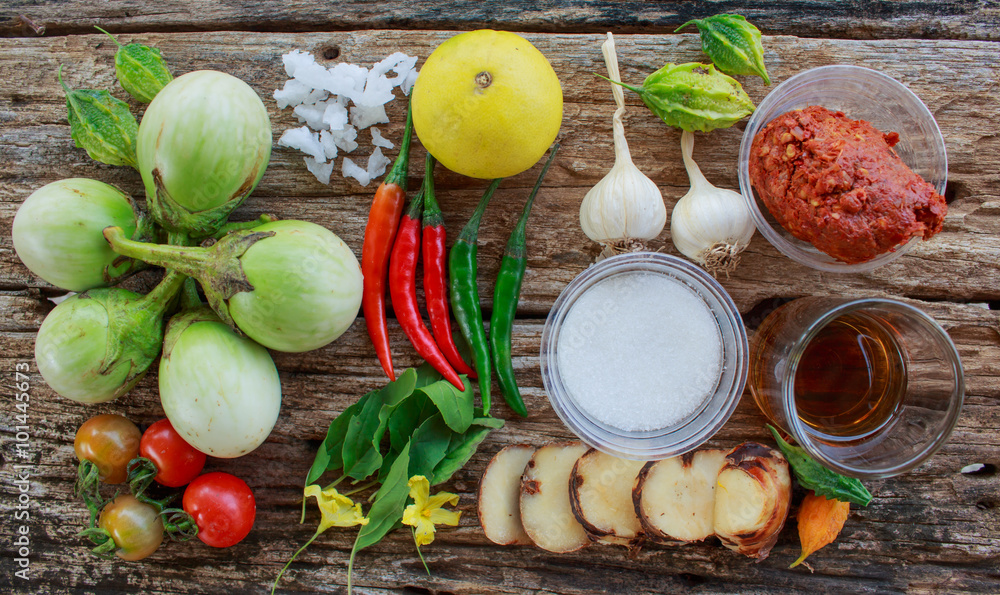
[304,484,369,533]
[401,475,461,546]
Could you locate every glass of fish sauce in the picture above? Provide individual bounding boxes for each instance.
[540,252,748,460]
[749,297,965,478]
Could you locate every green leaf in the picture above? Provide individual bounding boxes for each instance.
[342,394,387,480]
[431,421,498,486]
[305,444,332,486]
[470,415,505,429]
[59,68,139,168]
[355,443,412,552]
[381,368,418,408]
[388,392,434,451]
[767,425,873,506]
[323,392,372,462]
[417,375,474,433]
[413,362,443,388]
[408,413,453,480]
[378,447,403,483]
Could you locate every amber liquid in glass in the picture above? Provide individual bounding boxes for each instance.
[794,312,907,441]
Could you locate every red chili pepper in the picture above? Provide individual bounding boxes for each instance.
[361,104,413,381]
[389,186,464,391]
[421,154,475,377]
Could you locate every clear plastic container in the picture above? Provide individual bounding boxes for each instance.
[738,65,948,273]
[540,252,748,460]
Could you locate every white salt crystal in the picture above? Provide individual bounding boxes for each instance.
[359,73,395,107]
[330,124,358,153]
[293,59,337,94]
[322,102,349,131]
[371,52,410,77]
[556,272,723,432]
[366,147,392,180]
[278,126,325,162]
[350,104,389,129]
[400,68,418,95]
[342,157,371,186]
[370,127,393,149]
[293,101,328,130]
[392,55,418,77]
[319,130,339,160]
[273,79,313,109]
[303,156,334,185]
[326,62,369,102]
[303,88,329,105]
[282,49,314,78]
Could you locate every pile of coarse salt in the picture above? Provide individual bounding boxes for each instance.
[274,49,418,186]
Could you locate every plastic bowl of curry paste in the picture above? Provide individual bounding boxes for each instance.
[738,65,948,273]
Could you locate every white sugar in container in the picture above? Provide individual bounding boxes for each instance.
[540,252,748,460]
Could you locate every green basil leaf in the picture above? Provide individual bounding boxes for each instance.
[342,393,387,480]
[408,413,453,480]
[413,362,443,388]
[767,425,873,506]
[380,368,418,408]
[355,443,411,553]
[470,416,505,429]
[431,424,494,486]
[417,375,474,433]
[305,444,332,486]
[388,392,433,451]
[325,393,372,458]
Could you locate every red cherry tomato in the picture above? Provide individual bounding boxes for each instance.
[183,472,255,548]
[140,419,206,488]
[99,494,164,561]
[74,414,141,484]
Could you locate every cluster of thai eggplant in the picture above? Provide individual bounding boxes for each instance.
[14,36,363,459]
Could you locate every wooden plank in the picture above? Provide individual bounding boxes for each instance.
[2,32,1000,314]
[0,296,997,594]
[3,1,1000,41]
[0,30,998,595]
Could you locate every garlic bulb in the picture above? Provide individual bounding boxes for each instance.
[580,33,666,258]
[671,130,755,276]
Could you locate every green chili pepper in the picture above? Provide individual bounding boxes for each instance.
[676,14,770,85]
[490,145,559,418]
[604,62,754,132]
[767,425,873,507]
[58,66,139,169]
[449,178,502,415]
[96,27,173,103]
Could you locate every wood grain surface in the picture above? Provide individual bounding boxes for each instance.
[1,28,998,595]
[3,1,1000,41]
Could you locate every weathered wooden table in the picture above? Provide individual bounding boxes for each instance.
[2,3,999,594]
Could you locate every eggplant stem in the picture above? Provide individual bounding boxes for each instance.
[104,226,210,278]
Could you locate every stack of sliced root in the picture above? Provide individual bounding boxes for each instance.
[478,441,791,559]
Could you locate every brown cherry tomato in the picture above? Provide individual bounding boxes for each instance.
[74,414,141,484]
[98,494,164,561]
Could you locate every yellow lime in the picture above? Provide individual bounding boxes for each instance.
[412,30,563,179]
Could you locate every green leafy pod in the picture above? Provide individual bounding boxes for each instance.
[611,62,755,132]
[677,14,770,84]
[96,27,173,103]
[59,67,139,168]
[767,425,873,507]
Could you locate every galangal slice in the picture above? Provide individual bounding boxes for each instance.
[569,448,645,546]
[478,444,537,545]
[519,441,590,553]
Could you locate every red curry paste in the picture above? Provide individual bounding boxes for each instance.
[748,106,947,264]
